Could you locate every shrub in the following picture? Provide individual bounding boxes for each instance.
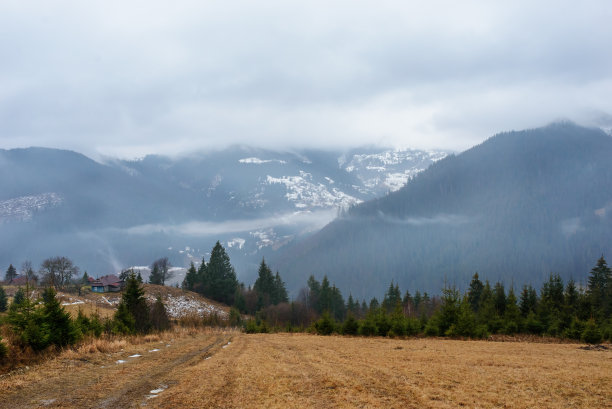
[581,319,603,344]
[358,319,377,336]
[314,312,335,335]
[342,314,359,335]
[244,319,259,334]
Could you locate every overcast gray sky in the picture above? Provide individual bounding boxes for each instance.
[1,0,611,159]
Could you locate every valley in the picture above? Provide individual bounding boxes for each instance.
[1,332,610,408]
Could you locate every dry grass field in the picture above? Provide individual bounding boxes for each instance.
[1,332,610,408]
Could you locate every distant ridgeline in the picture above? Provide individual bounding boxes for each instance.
[273,123,612,298]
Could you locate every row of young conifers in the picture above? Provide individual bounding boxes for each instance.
[182,243,611,344]
[0,244,610,370]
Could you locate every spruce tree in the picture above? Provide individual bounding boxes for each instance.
[272,272,288,304]
[467,273,484,312]
[150,295,170,331]
[254,259,275,308]
[519,284,537,317]
[41,287,79,347]
[587,256,611,321]
[4,264,17,283]
[203,241,238,305]
[120,273,150,333]
[149,264,163,285]
[182,262,198,291]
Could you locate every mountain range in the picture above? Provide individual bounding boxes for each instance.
[272,123,612,298]
[0,145,446,284]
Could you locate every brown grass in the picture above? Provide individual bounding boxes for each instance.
[154,333,612,409]
[1,332,610,408]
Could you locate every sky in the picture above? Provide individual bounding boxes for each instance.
[1,0,611,159]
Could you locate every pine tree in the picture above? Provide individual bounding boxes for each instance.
[149,264,163,285]
[382,281,401,312]
[4,264,17,283]
[272,272,288,305]
[519,284,537,317]
[203,241,238,305]
[41,287,80,347]
[467,273,484,312]
[182,262,198,291]
[503,287,521,334]
[12,287,26,306]
[254,259,275,308]
[493,282,506,317]
[120,273,150,333]
[587,256,611,321]
[150,295,170,331]
[0,286,7,312]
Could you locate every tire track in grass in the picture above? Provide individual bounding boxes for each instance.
[96,334,231,409]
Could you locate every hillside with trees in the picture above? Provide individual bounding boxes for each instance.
[273,123,612,298]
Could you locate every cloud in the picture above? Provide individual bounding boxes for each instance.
[115,209,337,237]
[1,1,611,158]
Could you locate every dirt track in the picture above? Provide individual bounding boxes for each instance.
[0,330,232,409]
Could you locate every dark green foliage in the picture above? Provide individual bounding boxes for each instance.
[446,299,476,337]
[314,311,335,335]
[201,242,238,305]
[149,264,163,285]
[587,256,611,321]
[342,314,359,335]
[150,295,170,332]
[435,286,461,335]
[244,319,259,334]
[276,124,612,299]
[0,285,7,312]
[12,287,25,306]
[581,319,603,344]
[4,264,17,283]
[358,318,378,336]
[182,262,198,291]
[229,307,242,326]
[113,302,135,334]
[8,288,78,351]
[382,282,401,312]
[467,273,484,312]
[41,288,80,347]
[76,310,103,337]
[116,273,149,333]
[253,260,287,308]
[519,285,537,317]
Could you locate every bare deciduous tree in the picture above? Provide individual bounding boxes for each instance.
[40,256,79,289]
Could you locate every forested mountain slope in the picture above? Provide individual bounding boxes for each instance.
[273,123,612,298]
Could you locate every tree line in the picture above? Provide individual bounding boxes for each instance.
[244,256,612,344]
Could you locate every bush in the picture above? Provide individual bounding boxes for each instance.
[358,319,377,336]
[424,319,439,336]
[581,319,603,344]
[244,319,259,334]
[342,314,359,335]
[473,324,490,339]
[314,312,335,335]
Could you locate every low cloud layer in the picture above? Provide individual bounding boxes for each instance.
[116,210,337,237]
[1,1,611,158]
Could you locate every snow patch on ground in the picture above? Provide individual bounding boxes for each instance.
[146,294,228,319]
[227,237,245,249]
[266,172,361,209]
[0,193,63,223]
